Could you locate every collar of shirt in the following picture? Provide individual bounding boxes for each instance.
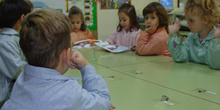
[156,26,166,33]
[24,64,81,81]
[122,28,139,33]
[147,26,166,36]
[1,28,19,37]
[153,26,165,34]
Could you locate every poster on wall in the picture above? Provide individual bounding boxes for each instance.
[32,1,49,11]
[66,0,97,31]
[100,0,131,9]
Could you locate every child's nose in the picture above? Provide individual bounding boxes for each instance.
[147,19,151,23]
[120,21,124,25]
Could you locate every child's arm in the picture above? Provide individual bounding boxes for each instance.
[136,29,168,55]
[105,30,117,45]
[88,34,96,40]
[86,29,96,40]
[0,41,27,79]
[79,64,111,110]
[207,24,220,69]
[167,21,189,62]
[169,21,181,35]
[70,51,89,69]
[70,51,112,109]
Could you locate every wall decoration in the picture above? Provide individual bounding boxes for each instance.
[66,0,97,31]
[100,0,131,9]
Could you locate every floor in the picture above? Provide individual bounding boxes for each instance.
[65,47,220,110]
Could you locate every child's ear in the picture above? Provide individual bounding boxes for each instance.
[19,14,25,22]
[62,48,72,66]
[203,16,209,24]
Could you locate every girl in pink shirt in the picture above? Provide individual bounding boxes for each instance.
[105,3,141,50]
[136,2,170,57]
[68,6,95,45]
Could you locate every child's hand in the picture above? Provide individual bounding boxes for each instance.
[130,45,136,51]
[70,51,89,70]
[145,25,157,34]
[214,24,220,38]
[169,20,181,35]
[109,104,116,110]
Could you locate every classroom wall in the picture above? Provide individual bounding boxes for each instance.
[30,0,68,15]
[30,0,178,41]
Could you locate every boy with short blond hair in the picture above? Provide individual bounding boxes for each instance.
[2,9,113,110]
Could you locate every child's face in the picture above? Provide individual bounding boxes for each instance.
[144,11,159,29]
[118,12,131,30]
[185,9,207,34]
[70,15,82,32]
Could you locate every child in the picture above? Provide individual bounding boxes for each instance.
[68,6,95,45]
[105,3,141,50]
[136,2,170,56]
[0,0,31,107]
[168,0,220,69]
[2,8,115,110]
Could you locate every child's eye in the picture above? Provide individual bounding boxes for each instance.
[152,17,155,19]
[145,17,148,20]
[188,19,194,23]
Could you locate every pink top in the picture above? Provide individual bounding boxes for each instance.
[105,29,141,48]
[70,28,95,44]
[136,27,170,57]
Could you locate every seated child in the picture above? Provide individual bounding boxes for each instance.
[105,3,141,50]
[136,2,170,56]
[68,6,95,45]
[0,0,31,107]
[168,0,220,69]
[2,9,114,110]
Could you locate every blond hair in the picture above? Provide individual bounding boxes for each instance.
[185,0,220,29]
[20,9,72,68]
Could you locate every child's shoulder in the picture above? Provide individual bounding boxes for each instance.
[154,27,168,35]
[84,28,92,35]
[132,28,141,32]
[129,28,141,35]
[140,30,148,37]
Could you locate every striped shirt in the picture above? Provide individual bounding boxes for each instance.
[0,28,27,106]
[2,64,111,110]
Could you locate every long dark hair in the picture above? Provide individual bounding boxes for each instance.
[68,6,86,31]
[117,3,139,32]
[143,2,168,33]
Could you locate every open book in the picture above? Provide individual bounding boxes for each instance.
[95,41,129,53]
[72,39,101,49]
